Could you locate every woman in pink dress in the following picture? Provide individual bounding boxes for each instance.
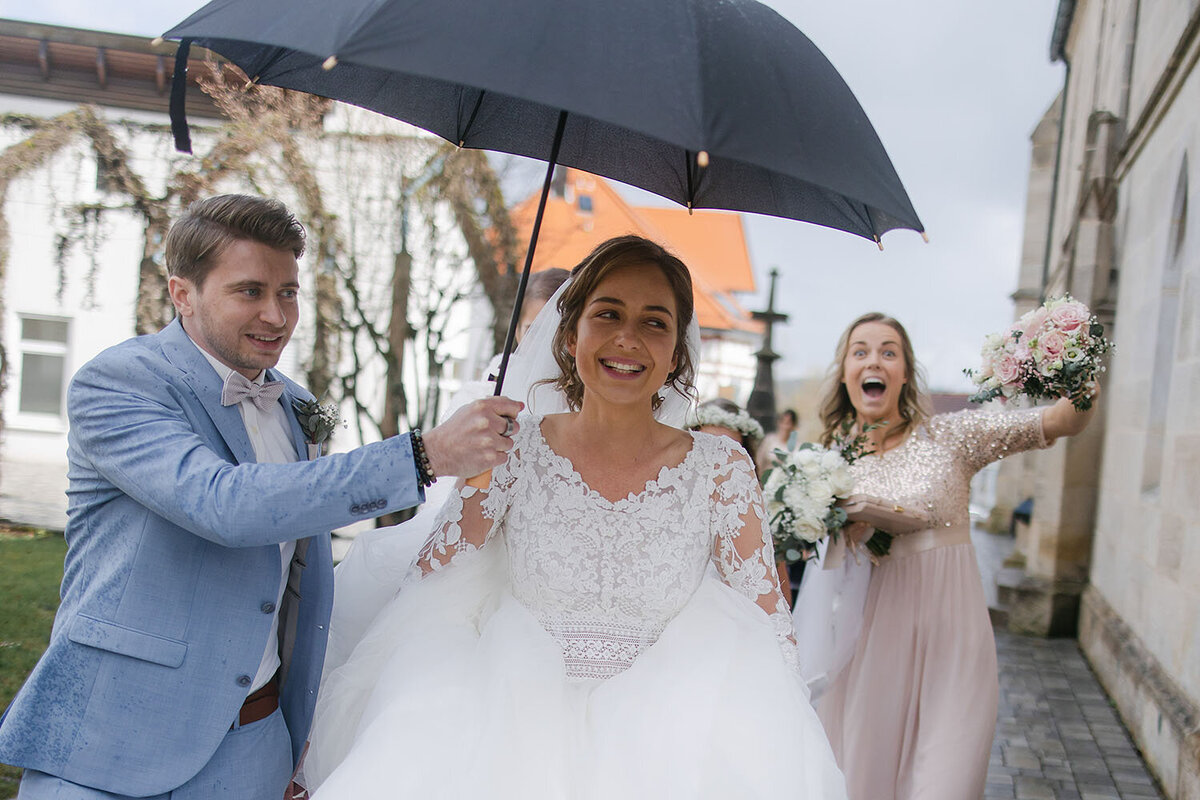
[806,312,1098,800]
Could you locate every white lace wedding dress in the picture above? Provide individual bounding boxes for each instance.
[304,415,846,799]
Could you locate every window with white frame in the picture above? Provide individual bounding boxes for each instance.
[18,315,70,417]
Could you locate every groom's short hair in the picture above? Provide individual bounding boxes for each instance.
[165,194,307,287]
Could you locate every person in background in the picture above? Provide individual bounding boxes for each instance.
[688,397,763,461]
[482,267,574,381]
[516,267,571,345]
[803,311,1099,800]
[755,407,798,473]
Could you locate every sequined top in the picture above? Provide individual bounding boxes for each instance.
[850,408,1048,535]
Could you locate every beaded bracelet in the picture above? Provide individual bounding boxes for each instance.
[409,429,437,488]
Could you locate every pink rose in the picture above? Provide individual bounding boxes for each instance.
[994,353,1021,386]
[1014,342,1032,364]
[1021,307,1049,339]
[1038,329,1067,360]
[1048,301,1089,333]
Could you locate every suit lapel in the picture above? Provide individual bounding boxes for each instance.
[158,318,256,465]
[271,370,312,462]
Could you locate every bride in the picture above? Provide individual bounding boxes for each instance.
[302,236,847,799]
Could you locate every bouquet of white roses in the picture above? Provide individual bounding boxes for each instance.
[762,440,856,564]
[964,295,1112,411]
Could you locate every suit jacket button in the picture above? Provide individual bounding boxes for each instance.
[237,675,252,687]
[261,602,276,614]
[350,504,361,514]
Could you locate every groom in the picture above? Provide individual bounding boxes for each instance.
[0,195,522,799]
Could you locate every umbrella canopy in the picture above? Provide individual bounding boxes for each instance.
[165,0,925,399]
[164,0,922,242]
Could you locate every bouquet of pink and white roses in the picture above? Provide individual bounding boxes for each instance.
[964,295,1112,411]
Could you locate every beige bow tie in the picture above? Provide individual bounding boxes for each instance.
[221,371,284,413]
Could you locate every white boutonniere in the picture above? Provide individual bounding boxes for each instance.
[292,398,342,458]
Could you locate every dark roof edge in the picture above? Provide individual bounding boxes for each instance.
[1050,0,1077,62]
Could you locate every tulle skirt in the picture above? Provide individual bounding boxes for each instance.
[305,539,846,799]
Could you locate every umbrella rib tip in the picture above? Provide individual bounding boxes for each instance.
[323,55,339,71]
[150,37,165,48]
[920,231,930,244]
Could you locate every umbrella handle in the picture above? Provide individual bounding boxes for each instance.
[491,109,569,397]
[169,39,194,154]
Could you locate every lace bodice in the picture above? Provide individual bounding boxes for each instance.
[850,408,1047,530]
[415,414,797,679]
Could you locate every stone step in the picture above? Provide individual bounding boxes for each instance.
[988,603,1010,630]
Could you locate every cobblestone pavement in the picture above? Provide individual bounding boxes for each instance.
[988,631,1164,800]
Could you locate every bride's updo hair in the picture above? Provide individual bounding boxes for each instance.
[550,235,696,412]
[818,312,931,447]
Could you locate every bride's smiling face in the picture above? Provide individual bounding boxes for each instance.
[568,262,679,411]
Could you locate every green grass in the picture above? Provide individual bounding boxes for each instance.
[0,529,67,799]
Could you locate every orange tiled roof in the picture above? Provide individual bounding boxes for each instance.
[510,169,760,333]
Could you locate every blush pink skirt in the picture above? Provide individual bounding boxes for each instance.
[817,541,998,800]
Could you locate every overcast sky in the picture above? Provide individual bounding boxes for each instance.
[0,0,1065,390]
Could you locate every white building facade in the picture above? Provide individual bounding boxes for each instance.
[0,22,484,530]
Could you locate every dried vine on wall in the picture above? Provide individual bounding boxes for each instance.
[0,109,92,442]
[0,67,520,501]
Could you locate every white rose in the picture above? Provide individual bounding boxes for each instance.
[829,465,855,496]
[807,478,834,507]
[819,449,845,471]
[792,513,823,543]
[790,447,819,467]
[782,482,807,513]
[801,459,825,480]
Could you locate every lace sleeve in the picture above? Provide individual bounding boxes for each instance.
[412,455,517,579]
[708,442,801,674]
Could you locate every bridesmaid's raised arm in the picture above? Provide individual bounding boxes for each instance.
[1041,383,1101,444]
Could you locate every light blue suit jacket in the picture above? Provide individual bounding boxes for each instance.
[0,319,424,796]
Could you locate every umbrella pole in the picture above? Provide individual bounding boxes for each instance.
[491,109,569,396]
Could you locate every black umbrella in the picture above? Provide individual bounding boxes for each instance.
[164,0,924,391]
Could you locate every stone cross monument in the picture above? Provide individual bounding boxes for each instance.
[746,267,788,434]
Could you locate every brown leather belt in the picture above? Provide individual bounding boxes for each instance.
[235,676,279,728]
